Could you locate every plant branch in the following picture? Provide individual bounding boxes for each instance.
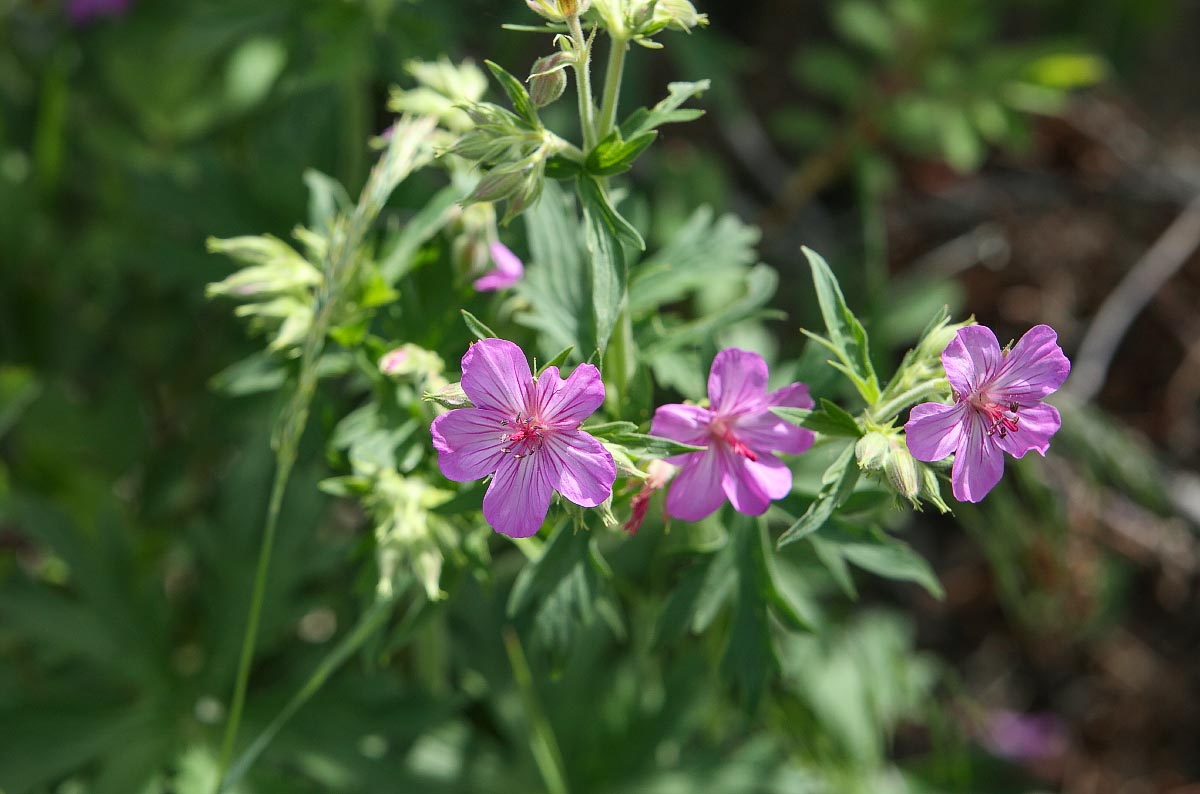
[597,34,628,140]
[567,15,597,151]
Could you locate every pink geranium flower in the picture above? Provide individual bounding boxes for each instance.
[650,349,815,521]
[430,338,616,537]
[904,324,1070,503]
[473,242,524,292]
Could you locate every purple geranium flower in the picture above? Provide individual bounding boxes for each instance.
[904,324,1070,503]
[68,0,131,24]
[650,348,815,521]
[473,242,524,292]
[430,338,615,537]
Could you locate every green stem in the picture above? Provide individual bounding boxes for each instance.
[597,35,628,140]
[503,627,571,794]
[567,15,597,151]
[219,598,396,792]
[212,117,435,794]
[870,379,947,424]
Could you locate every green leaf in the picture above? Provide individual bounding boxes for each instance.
[379,184,461,282]
[536,346,575,376]
[303,169,351,234]
[757,523,821,632]
[577,173,645,250]
[460,309,497,340]
[629,206,760,314]
[578,177,633,357]
[544,155,584,180]
[585,130,658,176]
[644,265,780,356]
[620,80,711,138]
[517,180,593,359]
[771,399,864,438]
[721,519,778,710]
[838,539,945,599]
[605,432,705,459]
[777,442,860,547]
[802,246,880,403]
[485,59,541,128]
[581,420,640,438]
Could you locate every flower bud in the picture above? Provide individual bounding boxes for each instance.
[528,53,571,108]
[855,431,890,471]
[557,0,590,16]
[424,381,474,410]
[885,444,921,502]
[920,465,951,514]
[465,168,526,205]
[526,0,564,21]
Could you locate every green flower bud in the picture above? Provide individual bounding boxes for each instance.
[920,465,952,514]
[465,168,526,204]
[885,444,921,502]
[855,431,891,471]
[424,381,474,410]
[528,53,572,108]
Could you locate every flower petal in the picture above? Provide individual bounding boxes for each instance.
[767,382,815,410]
[943,326,1002,396]
[665,450,728,521]
[993,401,1061,459]
[533,363,605,428]
[483,455,554,538]
[650,403,713,451]
[989,324,1071,401]
[430,407,508,482]
[904,401,967,462]
[732,411,814,456]
[722,450,792,516]
[473,242,524,291]
[541,429,616,507]
[951,412,1005,503]
[460,338,532,415]
[708,348,769,415]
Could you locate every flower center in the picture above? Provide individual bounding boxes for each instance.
[710,417,758,461]
[501,414,546,459]
[971,394,1021,439]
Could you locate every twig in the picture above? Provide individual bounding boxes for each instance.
[1069,192,1200,401]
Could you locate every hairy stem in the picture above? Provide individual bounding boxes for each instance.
[597,35,628,140]
[567,14,597,150]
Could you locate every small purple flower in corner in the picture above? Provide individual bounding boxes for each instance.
[904,324,1070,503]
[473,242,524,292]
[68,0,131,24]
[651,348,814,521]
[430,338,615,538]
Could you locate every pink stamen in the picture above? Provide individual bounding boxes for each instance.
[711,418,758,461]
[973,396,1021,438]
[501,414,545,459]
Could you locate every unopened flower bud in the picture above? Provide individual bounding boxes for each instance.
[855,431,890,471]
[920,465,951,514]
[528,53,571,107]
[424,381,474,410]
[885,444,921,501]
[526,0,564,21]
[465,168,526,204]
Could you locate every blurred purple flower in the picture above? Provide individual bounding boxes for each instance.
[430,338,615,538]
[651,348,814,521]
[904,324,1070,502]
[68,0,131,24]
[983,710,1067,763]
[473,242,524,292]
